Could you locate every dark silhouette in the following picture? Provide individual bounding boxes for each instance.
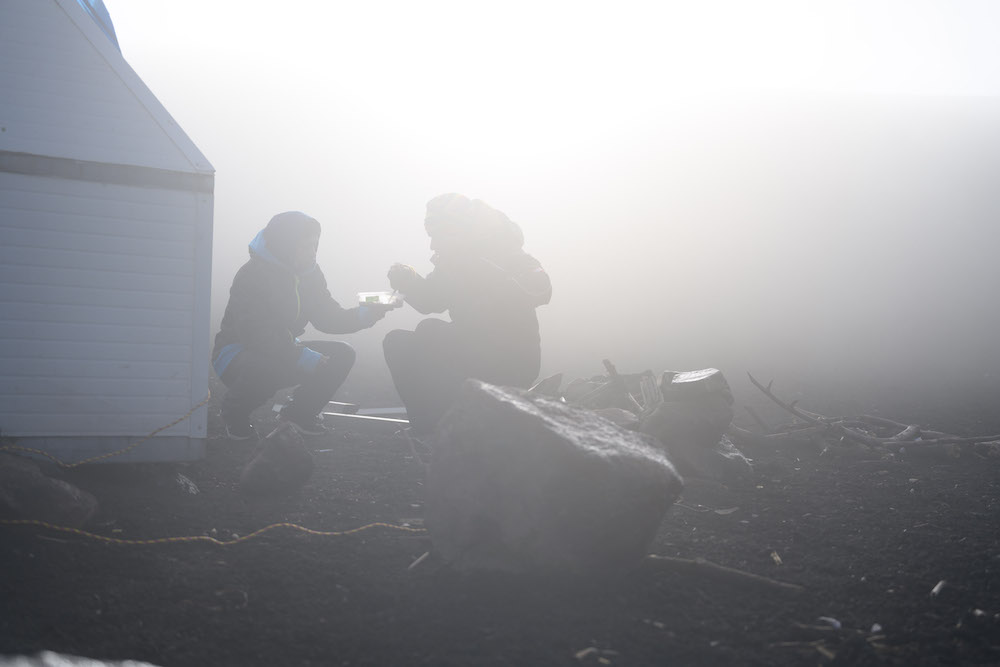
[383,194,552,433]
[213,211,395,439]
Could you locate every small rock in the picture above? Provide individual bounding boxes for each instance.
[639,369,753,484]
[175,473,199,495]
[0,454,97,527]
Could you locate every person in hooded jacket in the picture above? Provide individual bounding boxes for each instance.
[213,211,396,439]
[383,194,552,434]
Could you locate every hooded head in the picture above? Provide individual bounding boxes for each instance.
[424,193,523,258]
[254,211,322,272]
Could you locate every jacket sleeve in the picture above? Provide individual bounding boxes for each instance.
[299,267,367,334]
[403,253,551,314]
[397,267,454,314]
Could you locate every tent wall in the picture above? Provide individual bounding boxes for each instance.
[0,0,214,463]
[0,169,212,462]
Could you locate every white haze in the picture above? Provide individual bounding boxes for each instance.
[105,1,1000,420]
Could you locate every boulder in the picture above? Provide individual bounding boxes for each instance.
[239,422,314,496]
[638,369,753,484]
[0,454,97,527]
[426,380,684,574]
[0,651,160,666]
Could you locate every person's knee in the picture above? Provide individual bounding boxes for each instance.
[382,328,413,361]
[413,318,450,337]
[327,341,356,370]
[305,340,355,374]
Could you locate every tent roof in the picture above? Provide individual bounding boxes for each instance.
[0,0,213,176]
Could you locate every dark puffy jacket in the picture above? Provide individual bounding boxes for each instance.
[403,217,551,374]
[213,240,364,367]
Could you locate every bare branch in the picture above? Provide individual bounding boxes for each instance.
[744,374,1000,451]
[833,424,882,447]
[746,373,825,425]
[601,359,644,413]
[883,434,1000,447]
[744,406,771,435]
[889,425,922,442]
[729,424,829,443]
[857,415,911,431]
[746,373,877,448]
[644,554,804,595]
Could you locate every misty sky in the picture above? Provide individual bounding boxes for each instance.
[102,0,1000,410]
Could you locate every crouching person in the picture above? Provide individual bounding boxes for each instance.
[213,211,395,439]
[383,194,552,434]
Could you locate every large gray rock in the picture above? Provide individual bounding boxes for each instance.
[638,369,753,483]
[0,652,160,667]
[426,380,683,574]
[0,454,97,527]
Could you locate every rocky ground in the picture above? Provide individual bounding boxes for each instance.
[1,391,999,666]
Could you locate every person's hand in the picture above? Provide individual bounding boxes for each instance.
[358,302,395,327]
[387,263,421,293]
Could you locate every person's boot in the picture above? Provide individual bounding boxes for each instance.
[222,408,258,441]
[278,408,331,436]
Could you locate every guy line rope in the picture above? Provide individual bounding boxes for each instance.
[0,390,426,545]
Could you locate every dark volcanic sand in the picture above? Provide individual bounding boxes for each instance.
[1,388,999,666]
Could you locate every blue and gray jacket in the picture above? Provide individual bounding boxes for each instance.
[212,231,371,377]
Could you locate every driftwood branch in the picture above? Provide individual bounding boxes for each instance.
[882,433,1000,446]
[745,374,824,425]
[746,373,880,448]
[728,423,829,443]
[740,373,1000,453]
[644,554,804,595]
[744,406,771,435]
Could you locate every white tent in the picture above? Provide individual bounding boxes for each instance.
[0,0,214,462]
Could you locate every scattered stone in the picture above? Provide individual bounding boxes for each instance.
[0,453,97,527]
[565,365,643,412]
[591,407,640,429]
[638,369,753,484]
[426,380,683,574]
[563,377,605,404]
[174,472,199,495]
[239,422,314,496]
[640,369,734,449]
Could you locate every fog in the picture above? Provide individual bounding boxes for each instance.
[104,2,1000,421]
